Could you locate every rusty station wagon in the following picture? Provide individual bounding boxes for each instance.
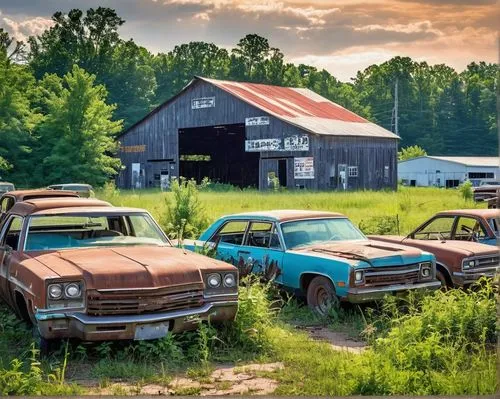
[0,198,238,349]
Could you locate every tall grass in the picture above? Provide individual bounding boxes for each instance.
[98,186,481,235]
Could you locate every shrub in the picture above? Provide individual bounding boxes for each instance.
[162,178,208,240]
[354,283,497,395]
[359,215,400,235]
[458,180,473,201]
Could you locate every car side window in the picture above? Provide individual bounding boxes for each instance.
[414,216,455,240]
[245,222,281,249]
[1,216,23,251]
[213,221,248,245]
[454,217,486,240]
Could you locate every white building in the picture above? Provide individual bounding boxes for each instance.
[398,156,500,187]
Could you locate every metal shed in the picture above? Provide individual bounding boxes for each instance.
[117,77,399,190]
[398,156,500,187]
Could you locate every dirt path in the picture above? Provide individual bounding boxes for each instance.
[84,362,283,396]
[299,326,367,354]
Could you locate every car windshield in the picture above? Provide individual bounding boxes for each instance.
[480,181,500,186]
[281,218,366,249]
[0,184,14,191]
[24,213,169,251]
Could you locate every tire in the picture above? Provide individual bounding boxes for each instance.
[32,325,59,356]
[436,270,451,291]
[306,276,339,315]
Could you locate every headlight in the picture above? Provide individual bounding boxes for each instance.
[207,273,222,288]
[65,283,82,298]
[354,270,364,284]
[48,284,63,299]
[462,259,476,270]
[223,273,236,288]
[420,262,432,278]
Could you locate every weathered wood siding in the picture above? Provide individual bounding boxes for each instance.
[117,79,398,190]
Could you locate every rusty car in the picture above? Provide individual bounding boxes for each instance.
[0,197,238,350]
[1,190,80,223]
[473,182,500,202]
[369,209,499,289]
[183,210,440,313]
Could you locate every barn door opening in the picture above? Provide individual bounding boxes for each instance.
[178,124,259,188]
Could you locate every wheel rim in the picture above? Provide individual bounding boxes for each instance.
[315,286,337,314]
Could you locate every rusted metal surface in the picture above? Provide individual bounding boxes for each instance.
[473,185,500,202]
[369,209,500,288]
[9,198,112,216]
[3,189,80,202]
[0,201,238,342]
[200,77,398,139]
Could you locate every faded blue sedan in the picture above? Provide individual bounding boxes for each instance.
[184,210,440,312]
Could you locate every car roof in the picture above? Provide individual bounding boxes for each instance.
[9,198,112,216]
[224,209,346,222]
[3,189,80,201]
[436,209,500,218]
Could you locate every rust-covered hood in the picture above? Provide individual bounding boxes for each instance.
[369,235,499,258]
[291,240,428,267]
[28,246,233,289]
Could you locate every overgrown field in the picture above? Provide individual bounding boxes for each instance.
[99,184,482,236]
[0,186,496,396]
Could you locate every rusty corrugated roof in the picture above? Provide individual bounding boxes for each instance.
[199,77,399,139]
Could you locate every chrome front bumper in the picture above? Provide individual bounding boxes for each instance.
[35,300,238,341]
[346,280,442,303]
[452,266,499,286]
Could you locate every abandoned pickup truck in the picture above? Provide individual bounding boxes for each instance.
[369,209,499,288]
[183,210,440,312]
[0,198,238,348]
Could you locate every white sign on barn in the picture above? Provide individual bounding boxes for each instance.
[294,157,314,179]
[284,135,309,151]
[245,138,282,152]
[191,97,215,109]
[245,116,270,126]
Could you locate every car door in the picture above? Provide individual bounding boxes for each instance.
[234,221,284,282]
[210,219,250,266]
[0,215,23,304]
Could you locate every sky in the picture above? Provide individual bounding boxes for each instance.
[0,0,498,81]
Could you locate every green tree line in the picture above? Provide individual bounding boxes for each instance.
[0,7,497,187]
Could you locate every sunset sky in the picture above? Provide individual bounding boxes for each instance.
[0,0,498,81]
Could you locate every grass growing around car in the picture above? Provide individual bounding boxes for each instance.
[0,278,497,395]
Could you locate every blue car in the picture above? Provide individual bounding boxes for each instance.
[184,210,440,312]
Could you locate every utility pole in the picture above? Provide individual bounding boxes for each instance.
[391,78,399,136]
[394,77,399,136]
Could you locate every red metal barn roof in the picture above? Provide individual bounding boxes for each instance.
[198,77,398,139]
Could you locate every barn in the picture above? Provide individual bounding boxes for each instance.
[116,77,399,190]
[398,156,500,187]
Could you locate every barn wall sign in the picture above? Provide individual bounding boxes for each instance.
[245,138,282,152]
[245,116,270,126]
[294,157,315,179]
[192,97,215,109]
[245,135,309,152]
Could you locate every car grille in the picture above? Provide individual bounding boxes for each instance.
[476,255,499,269]
[364,265,421,286]
[87,285,204,316]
